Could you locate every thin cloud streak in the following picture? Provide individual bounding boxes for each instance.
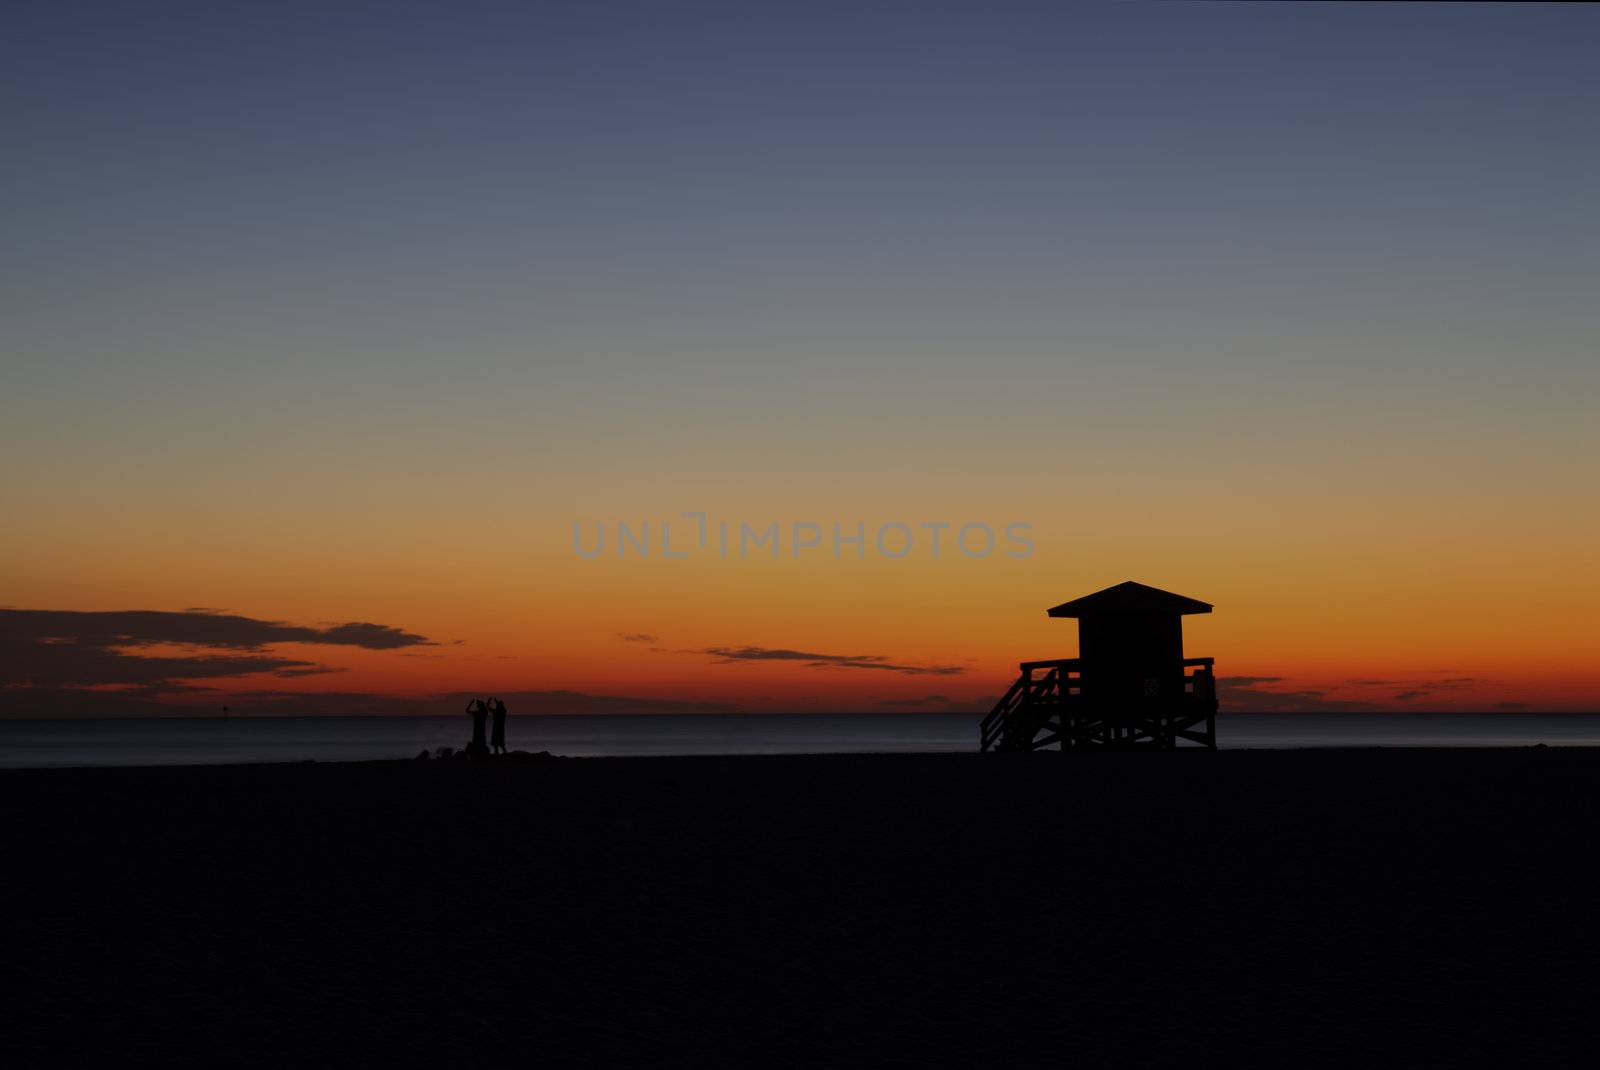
[700,645,965,676]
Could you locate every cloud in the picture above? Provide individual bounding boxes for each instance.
[0,608,431,691]
[0,644,320,688]
[875,694,983,711]
[0,609,431,651]
[465,690,741,716]
[1222,671,1497,713]
[700,645,965,676]
[1349,675,1488,693]
[1217,677,1381,713]
[1222,671,1510,713]
[0,687,741,719]
[1494,701,1529,711]
[617,633,659,644]
[1343,674,1496,707]
[307,622,432,650]
[0,686,182,719]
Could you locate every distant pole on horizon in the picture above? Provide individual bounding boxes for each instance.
[222,705,230,721]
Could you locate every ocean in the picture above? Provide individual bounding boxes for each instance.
[3,712,1600,768]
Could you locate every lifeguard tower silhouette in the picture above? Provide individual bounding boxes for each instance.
[980,581,1218,751]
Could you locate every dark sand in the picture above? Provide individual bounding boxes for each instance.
[5,750,1600,1065]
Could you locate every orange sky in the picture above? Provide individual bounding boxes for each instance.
[4,488,1596,713]
[3,5,1597,717]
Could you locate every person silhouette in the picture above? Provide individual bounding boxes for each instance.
[489,698,508,755]
[465,698,489,756]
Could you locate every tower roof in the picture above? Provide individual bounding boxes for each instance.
[1046,581,1212,618]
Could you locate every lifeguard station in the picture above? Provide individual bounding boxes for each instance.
[980,581,1218,751]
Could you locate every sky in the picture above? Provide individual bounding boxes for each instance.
[3,1,1597,716]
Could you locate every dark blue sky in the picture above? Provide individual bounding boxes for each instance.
[9,2,1593,348]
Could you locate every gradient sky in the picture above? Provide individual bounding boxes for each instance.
[3,2,1597,716]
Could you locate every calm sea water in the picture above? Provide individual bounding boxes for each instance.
[3,713,1600,769]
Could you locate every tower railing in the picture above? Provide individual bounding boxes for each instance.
[981,657,1216,752]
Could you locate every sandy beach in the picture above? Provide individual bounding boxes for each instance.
[5,749,1599,1065]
